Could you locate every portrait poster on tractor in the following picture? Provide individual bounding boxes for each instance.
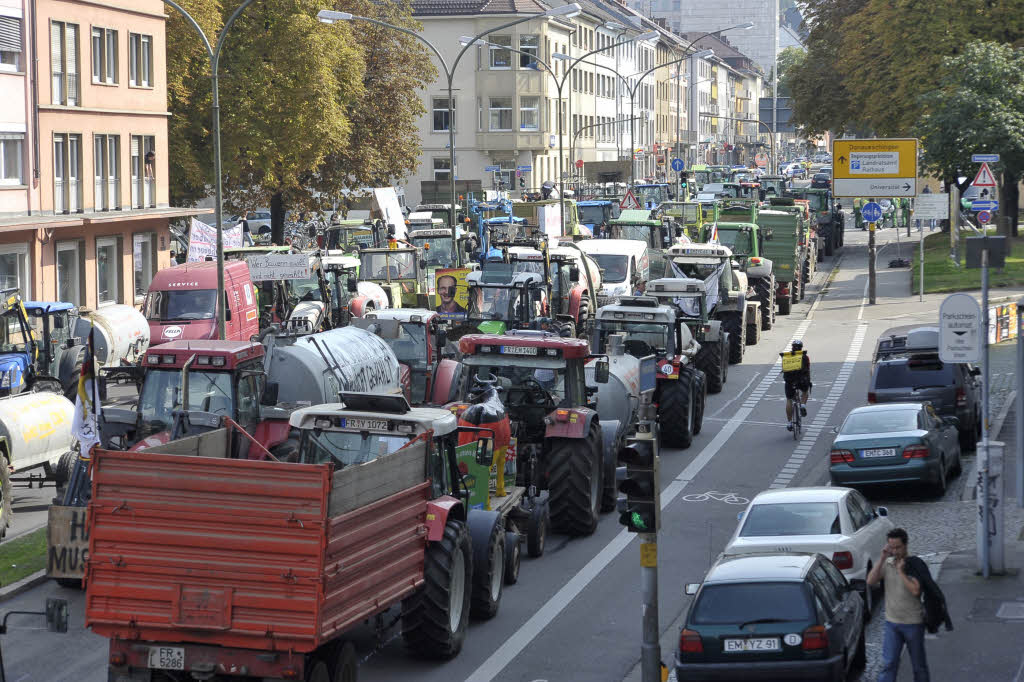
[435,267,470,320]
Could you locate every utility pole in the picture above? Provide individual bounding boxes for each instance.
[868,222,877,304]
[1017,298,1023,509]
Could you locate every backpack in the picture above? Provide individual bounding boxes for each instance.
[905,556,953,633]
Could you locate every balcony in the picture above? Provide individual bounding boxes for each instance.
[476,131,549,151]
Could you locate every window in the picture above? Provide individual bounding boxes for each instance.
[0,16,22,71]
[96,235,121,305]
[519,96,539,131]
[495,159,515,190]
[0,134,23,185]
[129,32,152,87]
[93,134,120,210]
[133,232,155,299]
[488,35,511,69]
[432,157,450,181]
[91,27,117,84]
[0,243,29,298]
[691,583,812,625]
[130,134,155,208]
[519,34,538,67]
[56,240,83,306]
[488,97,512,131]
[53,133,82,213]
[50,21,79,106]
[432,97,454,132]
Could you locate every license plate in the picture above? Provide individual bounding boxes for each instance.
[723,637,781,653]
[500,345,537,355]
[148,647,184,671]
[861,448,897,458]
[340,418,389,431]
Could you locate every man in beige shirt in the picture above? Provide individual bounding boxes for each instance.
[867,527,929,681]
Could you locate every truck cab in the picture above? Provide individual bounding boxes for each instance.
[577,239,650,305]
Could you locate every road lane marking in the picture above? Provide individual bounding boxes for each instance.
[707,372,760,418]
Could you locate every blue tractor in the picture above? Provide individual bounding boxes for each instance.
[576,200,618,237]
[22,301,87,399]
[0,291,66,397]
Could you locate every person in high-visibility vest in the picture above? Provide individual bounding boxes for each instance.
[781,339,812,431]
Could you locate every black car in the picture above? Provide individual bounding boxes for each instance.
[677,553,865,681]
[811,173,831,189]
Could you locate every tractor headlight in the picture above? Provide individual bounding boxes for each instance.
[0,370,10,388]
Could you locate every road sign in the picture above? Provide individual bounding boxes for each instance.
[515,169,522,178]
[861,201,883,223]
[754,152,768,168]
[633,152,644,161]
[939,293,982,363]
[671,158,685,172]
[971,162,997,188]
[831,138,918,197]
[620,189,641,210]
[914,193,948,221]
[977,210,992,225]
[517,165,532,172]
[971,200,999,212]
[484,165,500,172]
[575,159,584,169]
[972,153,1000,163]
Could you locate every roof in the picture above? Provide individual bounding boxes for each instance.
[704,553,817,584]
[365,308,438,323]
[611,209,657,224]
[750,487,852,505]
[149,259,249,290]
[23,301,76,312]
[577,239,648,256]
[576,200,615,207]
[143,340,264,369]
[849,403,923,414]
[289,402,458,436]
[459,332,591,359]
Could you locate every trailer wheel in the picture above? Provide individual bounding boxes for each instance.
[330,642,357,682]
[692,369,706,435]
[468,511,504,620]
[547,426,602,536]
[695,336,725,394]
[306,659,330,682]
[526,498,548,557]
[657,372,694,449]
[753,277,775,330]
[504,531,521,585]
[720,312,744,364]
[53,450,75,487]
[401,518,472,659]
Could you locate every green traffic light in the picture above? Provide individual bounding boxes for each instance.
[631,512,647,530]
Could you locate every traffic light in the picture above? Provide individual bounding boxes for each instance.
[519,176,526,188]
[616,436,660,533]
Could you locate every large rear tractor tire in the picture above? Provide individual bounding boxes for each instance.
[401,518,472,659]
[657,370,695,449]
[721,312,745,364]
[692,369,706,435]
[746,308,761,346]
[330,642,357,682]
[695,336,726,394]
[467,512,505,620]
[547,427,602,536]
[753,277,775,331]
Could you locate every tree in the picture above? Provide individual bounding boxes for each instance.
[917,41,1024,237]
[775,46,805,99]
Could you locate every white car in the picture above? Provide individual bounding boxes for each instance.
[722,486,894,617]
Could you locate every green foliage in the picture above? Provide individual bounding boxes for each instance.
[775,46,805,99]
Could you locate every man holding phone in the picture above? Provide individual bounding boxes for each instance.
[867,527,929,681]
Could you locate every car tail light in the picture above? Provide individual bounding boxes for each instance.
[831,551,854,570]
[679,629,703,654]
[802,625,828,650]
[903,445,929,459]
[829,449,854,464]
[867,392,877,404]
[956,387,967,406]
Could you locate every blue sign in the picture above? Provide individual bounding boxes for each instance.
[671,158,685,172]
[517,165,532,172]
[970,200,999,212]
[861,202,883,223]
[977,210,992,225]
[484,165,500,172]
[972,154,1000,163]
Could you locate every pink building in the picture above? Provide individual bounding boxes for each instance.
[0,0,204,310]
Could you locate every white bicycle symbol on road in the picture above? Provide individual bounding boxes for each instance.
[681,491,750,505]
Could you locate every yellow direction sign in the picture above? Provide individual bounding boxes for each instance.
[831,138,918,198]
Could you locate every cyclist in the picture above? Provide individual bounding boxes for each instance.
[781,340,811,431]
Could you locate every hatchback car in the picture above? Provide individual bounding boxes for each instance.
[677,553,865,681]
[829,403,962,494]
[723,487,893,617]
[811,173,832,189]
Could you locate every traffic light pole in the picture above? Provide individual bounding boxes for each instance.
[868,222,877,304]
[636,402,661,682]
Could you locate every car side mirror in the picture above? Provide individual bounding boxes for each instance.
[736,510,745,521]
[685,583,700,596]
[224,307,232,321]
[876,506,888,517]
[594,358,609,384]
[831,425,839,435]
[419,260,428,270]
[436,329,448,349]
[347,278,358,293]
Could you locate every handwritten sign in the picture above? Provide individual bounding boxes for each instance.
[187,217,242,262]
[47,505,90,579]
[244,253,311,281]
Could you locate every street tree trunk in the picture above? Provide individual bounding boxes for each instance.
[270,192,285,246]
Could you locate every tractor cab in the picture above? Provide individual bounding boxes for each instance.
[464,267,552,336]
[0,290,39,397]
[358,246,428,308]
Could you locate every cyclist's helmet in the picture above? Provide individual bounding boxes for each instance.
[792,340,804,351]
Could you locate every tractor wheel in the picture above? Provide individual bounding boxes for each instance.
[0,454,9,539]
[526,497,548,557]
[778,290,792,316]
[695,335,725,394]
[547,425,602,536]
[753,276,775,331]
[53,450,75,487]
[503,531,521,585]
[657,369,695,449]
[800,259,810,300]
[721,313,745,364]
[576,298,590,339]
[401,518,472,659]
[330,642,357,682]
[600,427,618,513]
[63,356,83,402]
[746,312,761,346]
[467,512,504,620]
[692,369,706,436]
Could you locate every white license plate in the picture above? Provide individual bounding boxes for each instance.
[724,637,781,653]
[341,418,389,431]
[861,448,897,458]
[148,646,185,671]
[501,345,537,355]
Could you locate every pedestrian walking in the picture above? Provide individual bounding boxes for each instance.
[239,210,253,246]
[867,528,936,682]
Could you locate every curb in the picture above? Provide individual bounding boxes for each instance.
[961,389,1016,502]
[0,569,48,603]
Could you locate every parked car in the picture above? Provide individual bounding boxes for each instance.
[723,487,894,617]
[786,164,807,179]
[228,209,272,232]
[829,403,962,495]
[811,173,832,189]
[677,553,865,681]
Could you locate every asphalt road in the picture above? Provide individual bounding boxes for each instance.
[0,224,969,682]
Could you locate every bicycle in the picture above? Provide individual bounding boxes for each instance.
[789,396,803,441]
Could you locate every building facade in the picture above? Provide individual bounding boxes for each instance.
[0,0,202,311]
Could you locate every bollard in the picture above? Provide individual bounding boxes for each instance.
[976,439,1005,575]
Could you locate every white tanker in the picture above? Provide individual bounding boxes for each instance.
[79,304,150,366]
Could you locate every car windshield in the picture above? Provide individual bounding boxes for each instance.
[841,409,919,435]
[596,320,672,356]
[739,502,842,537]
[691,583,812,625]
[611,224,651,242]
[579,205,609,225]
[413,237,456,268]
[298,429,411,468]
[589,253,629,283]
[138,369,233,435]
[469,285,525,322]
[465,357,571,407]
[717,228,751,255]
[288,273,322,301]
[0,309,30,353]
[144,289,217,321]
[873,360,953,390]
[361,251,416,280]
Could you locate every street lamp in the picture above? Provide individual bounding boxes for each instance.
[163,0,255,340]
[318,4,581,265]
